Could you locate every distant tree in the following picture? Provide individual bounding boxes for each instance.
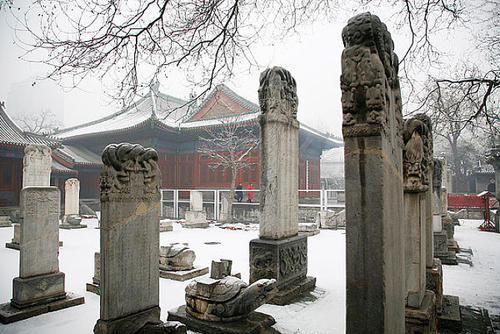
[13,108,62,135]
[199,113,258,222]
[423,80,496,191]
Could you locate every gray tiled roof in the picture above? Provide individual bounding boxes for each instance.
[0,104,60,147]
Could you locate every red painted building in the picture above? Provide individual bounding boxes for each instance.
[0,103,74,207]
[1,84,342,205]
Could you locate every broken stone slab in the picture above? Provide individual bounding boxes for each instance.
[168,305,275,334]
[0,215,11,227]
[0,292,84,324]
[159,267,209,282]
[298,223,320,236]
[86,252,101,295]
[405,290,437,334]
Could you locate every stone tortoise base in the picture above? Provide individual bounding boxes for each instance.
[167,305,275,334]
[0,292,84,324]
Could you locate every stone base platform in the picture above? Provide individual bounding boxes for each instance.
[298,230,320,237]
[86,282,100,295]
[405,290,437,333]
[0,292,84,324]
[159,266,209,281]
[6,241,63,250]
[167,305,275,334]
[438,295,462,332]
[182,223,209,229]
[270,276,316,306]
[59,223,87,229]
[160,226,173,232]
[439,252,458,265]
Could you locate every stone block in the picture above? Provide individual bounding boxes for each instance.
[0,292,84,324]
[12,272,66,308]
[210,259,233,279]
[249,235,307,289]
[438,295,462,332]
[184,211,208,228]
[432,215,442,233]
[167,305,275,334]
[298,222,320,236]
[405,290,437,334]
[136,321,187,334]
[159,267,209,281]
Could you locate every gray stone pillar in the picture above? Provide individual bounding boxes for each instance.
[0,187,84,323]
[94,143,163,334]
[487,136,500,232]
[22,144,52,187]
[402,115,433,309]
[61,178,86,229]
[249,67,315,305]
[340,13,405,333]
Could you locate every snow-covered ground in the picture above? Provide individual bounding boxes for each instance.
[0,219,498,333]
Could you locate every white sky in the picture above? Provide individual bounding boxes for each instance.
[0,3,476,137]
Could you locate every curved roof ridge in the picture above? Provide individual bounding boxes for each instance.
[54,91,153,135]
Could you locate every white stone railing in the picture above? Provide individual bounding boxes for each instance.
[160,188,345,220]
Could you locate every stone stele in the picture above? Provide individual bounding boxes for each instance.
[22,144,52,188]
[341,12,405,333]
[0,187,84,324]
[249,66,315,305]
[94,143,184,334]
[61,178,86,229]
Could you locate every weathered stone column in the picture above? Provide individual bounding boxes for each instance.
[94,143,163,334]
[340,13,405,333]
[61,178,86,229]
[403,115,433,308]
[249,66,315,305]
[22,144,52,187]
[0,187,84,323]
[487,135,500,232]
[402,116,437,333]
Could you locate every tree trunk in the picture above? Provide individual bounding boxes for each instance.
[226,169,238,223]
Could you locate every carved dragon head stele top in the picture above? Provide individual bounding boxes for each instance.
[258,66,298,119]
[99,143,160,199]
[340,12,402,134]
[403,115,433,192]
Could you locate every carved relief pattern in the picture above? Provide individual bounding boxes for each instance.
[403,115,433,192]
[250,247,276,281]
[278,241,307,280]
[258,66,298,119]
[99,143,161,200]
[340,12,402,136]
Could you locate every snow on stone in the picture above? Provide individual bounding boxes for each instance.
[0,219,498,333]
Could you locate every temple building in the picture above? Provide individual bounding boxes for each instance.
[0,84,342,206]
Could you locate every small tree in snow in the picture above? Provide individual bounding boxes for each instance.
[199,115,258,222]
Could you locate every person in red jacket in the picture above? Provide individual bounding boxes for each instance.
[247,184,254,203]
